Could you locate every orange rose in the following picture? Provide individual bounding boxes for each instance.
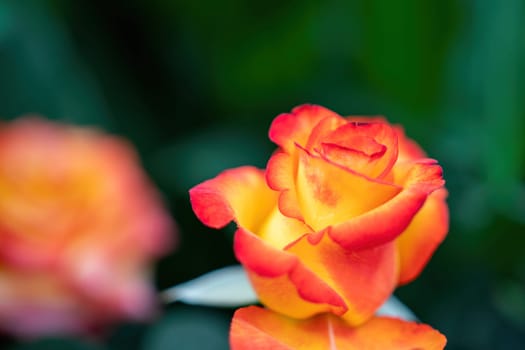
[230,306,446,350]
[190,104,448,325]
[0,117,175,337]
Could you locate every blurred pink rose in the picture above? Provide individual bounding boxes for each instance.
[0,117,175,337]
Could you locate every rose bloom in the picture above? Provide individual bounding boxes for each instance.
[230,306,446,350]
[0,117,175,337]
[190,105,448,326]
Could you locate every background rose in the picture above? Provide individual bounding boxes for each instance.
[0,118,175,337]
[190,104,447,325]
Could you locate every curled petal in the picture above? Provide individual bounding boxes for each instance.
[266,151,303,221]
[296,148,401,231]
[269,105,341,153]
[230,306,447,350]
[234,228,347,319]
[320,121,398,180]
[304,115,347,151]
[189,166,277,231]
[329,159,444,251]
[286,231,398,325]
[347,119,427,162]
[397,188,449,284]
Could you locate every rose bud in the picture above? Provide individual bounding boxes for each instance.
[190,105,447,325]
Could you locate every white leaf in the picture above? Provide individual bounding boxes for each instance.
[161,265,258,308]
[376,295,418,321]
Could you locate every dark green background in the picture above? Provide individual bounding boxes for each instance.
[1,1,524,349]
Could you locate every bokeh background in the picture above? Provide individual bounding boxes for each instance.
[1,0,524,349]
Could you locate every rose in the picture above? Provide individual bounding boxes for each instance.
[0,117,175,337]
[230,306,446,350]
[190,104,448,325]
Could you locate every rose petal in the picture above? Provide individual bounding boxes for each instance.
[347,119,427,162]
[296,148,401,231]
[257,204,312,249]
[393,159,445,193]
[0,269,85,337]
[329,159,444,251]
[286,230,397,325]
[395,125,427,161]
[230,306,447,350]
[397,188,449,284]
[189,166,277,231]
[320,122,398,180]
[346,115,387,122]
[192,163,310,249]
[234,228,347,319]
[266,151,304,221]
[304,114,347,151]
[269,105,341,153]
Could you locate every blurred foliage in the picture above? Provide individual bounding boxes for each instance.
[142,306,230,350]
[0,0,524,349]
